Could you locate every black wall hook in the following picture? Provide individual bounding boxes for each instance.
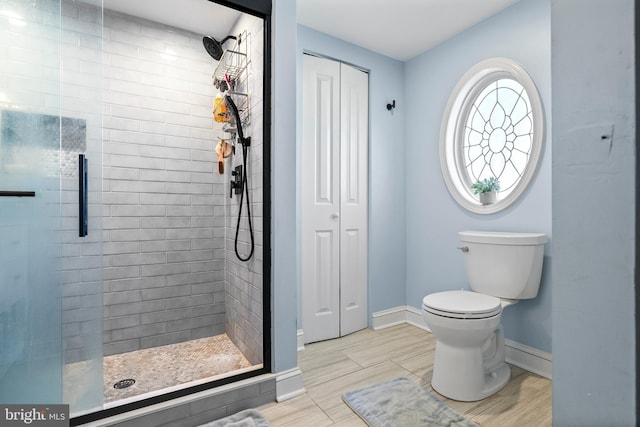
[386,100,396,111]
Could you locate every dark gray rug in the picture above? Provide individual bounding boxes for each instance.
[343,377,477,427]
[197,409,270,427]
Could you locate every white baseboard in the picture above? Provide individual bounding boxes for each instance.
[275,367,305,402]
[504,339,552,379]
[372,305,431,331]
[297,329,305,352]
[371,306,411,330]
[371,306,552,380]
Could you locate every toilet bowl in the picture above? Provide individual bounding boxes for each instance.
[423,290,513,401]
[422,231,546,402]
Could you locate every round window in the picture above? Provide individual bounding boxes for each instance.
[439,58,545,214]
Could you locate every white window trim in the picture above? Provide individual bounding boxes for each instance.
[439,57,545,214]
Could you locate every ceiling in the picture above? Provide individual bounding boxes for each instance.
[296,0,519,61]
[104,0,241,40]
[103,0,518,62]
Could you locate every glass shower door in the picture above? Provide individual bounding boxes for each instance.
[0,0,64,404]
[0,0,104,415]
[60,0,104,416]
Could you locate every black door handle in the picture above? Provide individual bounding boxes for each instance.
[79,154,88,237]
[0,191,35,197]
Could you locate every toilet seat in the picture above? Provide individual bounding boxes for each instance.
[422,290,501,319]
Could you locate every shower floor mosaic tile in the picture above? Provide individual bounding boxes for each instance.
[103,334,255,403]
[65,334,257,405]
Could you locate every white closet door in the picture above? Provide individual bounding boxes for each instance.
[302,55,368,344]
[301,54,341,343]
[339,63,368,336]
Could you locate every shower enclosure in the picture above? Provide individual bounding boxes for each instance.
[0,0,269,421]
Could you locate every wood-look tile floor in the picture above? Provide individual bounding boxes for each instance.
[259,324,551,426]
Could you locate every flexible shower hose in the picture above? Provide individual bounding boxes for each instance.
[234,141,254,261]
[225,95,255,262]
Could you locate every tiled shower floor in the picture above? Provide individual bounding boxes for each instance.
[65,334,258,405]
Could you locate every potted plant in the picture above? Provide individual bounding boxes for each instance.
[471,177,500,205]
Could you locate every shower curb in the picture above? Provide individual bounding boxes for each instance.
[79,374,276,426]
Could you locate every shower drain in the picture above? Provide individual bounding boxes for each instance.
[113,378,136,390]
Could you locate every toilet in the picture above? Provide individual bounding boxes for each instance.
[422,231,547,402]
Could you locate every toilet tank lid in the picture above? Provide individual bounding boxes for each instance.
[459,231,547,245]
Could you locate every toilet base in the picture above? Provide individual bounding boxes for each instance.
[431,342,511,402]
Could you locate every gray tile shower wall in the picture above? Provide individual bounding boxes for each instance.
[100,10,227,357]
[224,15,265,366]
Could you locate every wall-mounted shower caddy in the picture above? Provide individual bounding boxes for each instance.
[212,30,255,262]
[213,30,250,129]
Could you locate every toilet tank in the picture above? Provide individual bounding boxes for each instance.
[460,231,547,299]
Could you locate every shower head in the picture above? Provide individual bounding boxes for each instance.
[202,35,237,61]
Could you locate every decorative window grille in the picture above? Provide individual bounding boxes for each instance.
[439,58,544,214]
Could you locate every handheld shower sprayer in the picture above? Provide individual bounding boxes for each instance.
[224,95,249,147]
[225,95,254,262]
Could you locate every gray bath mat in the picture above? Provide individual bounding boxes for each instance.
[198,409,270,427]
[343,377,477,427]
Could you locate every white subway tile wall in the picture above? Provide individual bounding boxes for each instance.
[101,8,229,357]
[223,14,265,366]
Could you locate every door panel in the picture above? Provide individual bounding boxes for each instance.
[302,55,341,343]
[302,55,368,343]
[315,74,337,204]
[339,63,368,336]
[0,0,64,404]
[0,0,104,413]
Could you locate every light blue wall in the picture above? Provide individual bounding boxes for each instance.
[277,0,636,422]
[551,0,636,424]
[404,0,552,352]
[271,0,298,372]
[296,26,407,327]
